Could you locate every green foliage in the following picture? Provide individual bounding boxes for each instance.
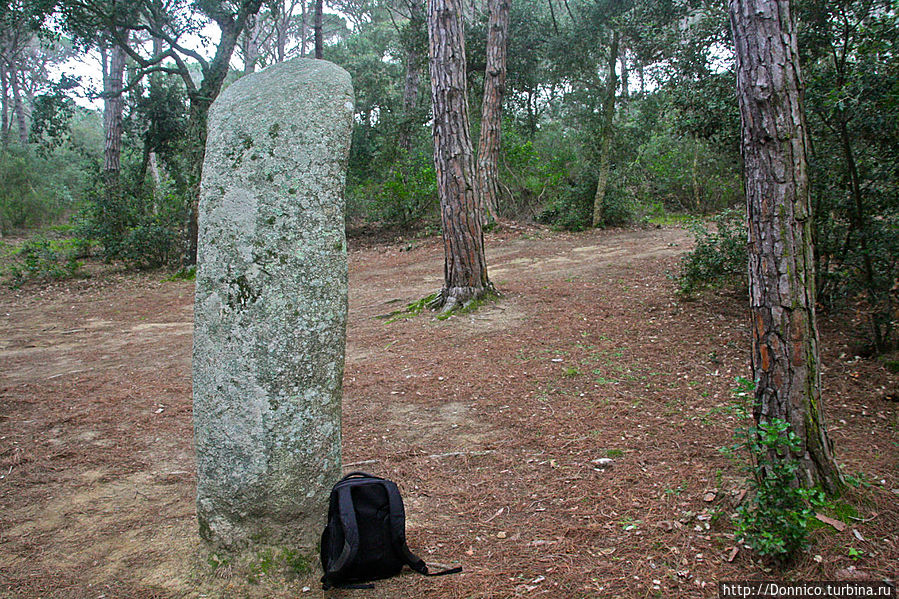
[537,173,595,231]
[678,208,747,294]
[0,144,90,234]
[625,132,742,214]
[163,266,196,282]
[380,292,440,323]
[371,153,438,227]
[799,0,899,352]
[76,179,187,270]
[722,380,827,563]
[498,127,570,220]
[3,235,89,287]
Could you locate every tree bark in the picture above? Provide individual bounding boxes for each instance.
[314,0,324,59]
[300,1,307,57]
[729,0,843,492]
[428,0,493,310]
[185,9,259,265]
[102,43,126,179]
[619,42,628,100]
[241,14,261,74]
[475,0,509,225]
[10,67,27,144]
[591,30,618,228]
[1,64,9,146]
[398,0,425,153]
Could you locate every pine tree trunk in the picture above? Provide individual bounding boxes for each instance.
[619,42,628,100]
[1,65,9,146]
[242,16,261,74]
[592,30,618,228]
[428,0,493,310]
[476,0,509,225]
[185,17,247,265]
[10,68,27,144]
[729,0,843,492]
[102,43,126,179]
[314,0,324,59]
[300,2,307,58]
[398,0,425,153]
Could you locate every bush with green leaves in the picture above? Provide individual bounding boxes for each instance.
[625,132,742,215]
[678,208,747,293]
[76,175,187,269]
[0,145,87,234]
[346,150,438,228]
[498,127,570,220]
[537,172,634,232]
[3,236,89,287]
[719,378,828,563]
[726,415,827,562]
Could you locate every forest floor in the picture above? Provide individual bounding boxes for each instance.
[1,225,897,598]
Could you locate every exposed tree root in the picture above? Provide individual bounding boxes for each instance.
[428,283,499,314]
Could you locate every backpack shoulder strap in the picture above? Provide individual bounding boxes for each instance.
[382,481,462,578]
[327,485,361,576]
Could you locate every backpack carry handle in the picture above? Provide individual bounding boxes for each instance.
[340,471,383,481]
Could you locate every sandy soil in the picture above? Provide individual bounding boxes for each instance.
[1,225,896,598]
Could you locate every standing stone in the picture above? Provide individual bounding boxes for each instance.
[193,58,353,548]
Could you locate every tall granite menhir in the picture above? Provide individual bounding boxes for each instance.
[193,59,353,548]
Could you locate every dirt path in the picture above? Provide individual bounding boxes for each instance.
[1,226,896,598]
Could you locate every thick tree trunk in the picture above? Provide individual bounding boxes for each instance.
[10,68,27,144]
[428,0,493,310]
[186,19,249,265]
[619,42,628,100]
[300,1,307,57]
[729,0,843,492]
[475,0,509,225]
[241,15,261,74]
[314,0,324,59]
[1,65,9,146]
[102,43,126,179]
[592,30,618,228]
[398,0,425,153]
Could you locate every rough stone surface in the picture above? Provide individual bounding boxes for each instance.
[192,58,353,549]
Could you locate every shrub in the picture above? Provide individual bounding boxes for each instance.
[499,133,569,220]
[0,146,83,234]
[118,222,180,269]
[538,172,633,231]
[730,420,826,561]
[537,174,595,231]
[76,181,187,269]
[4,236,87,287]
[374,160,438,227]
[678,208,747,294]
[626,132,742,215]
[346,152,438,228]
[721,379,827,563]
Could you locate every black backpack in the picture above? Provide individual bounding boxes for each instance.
[320,471,462,590]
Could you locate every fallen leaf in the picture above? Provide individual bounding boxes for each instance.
[484,507,504,523]
[703,491,716,502]
[815,513,846,531]
[727,547,739,562]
